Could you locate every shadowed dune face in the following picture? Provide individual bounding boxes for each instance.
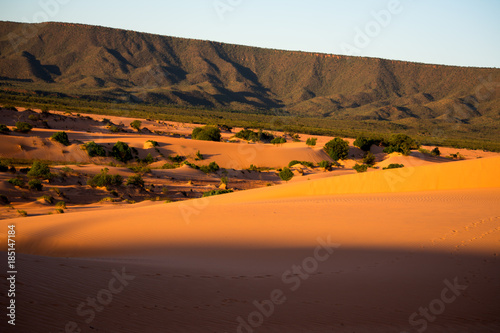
[3,248,499,333]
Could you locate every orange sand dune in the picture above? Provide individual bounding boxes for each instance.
[1,152,499,332]
[2,156,499,257]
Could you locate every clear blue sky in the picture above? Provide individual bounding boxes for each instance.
[1,0,499,68]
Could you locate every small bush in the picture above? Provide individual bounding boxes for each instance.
[0,124,11,134]
[192,126,221,142]
[51,131,70,146]
[162,163,180,169]
[141,153,155,165]
[199,162,220,174]
[112,142,133,163]
[353,164,368,173]
[383,164,405,170]
[61,167,73,174]
[220,177,228,185]
[235,129,259,142]
[146,140,159,147]
[362,152,376,166]
[431,147,441,156]
[324,138,349,161]
[195,150,204,160]
[55,208,65,214]
[202,189,234,197]
[17,210,27,217]
[87,168,123,188]
[279,167,294,181]
[129,166,151,174]
[130,120,142,131]
[28,161,52,180]
[306,138,317,146]
[126,174,144,187]
[317,160,333,170]
[28,179,43,191]
[288,160,314,168]
[39,195,54,204]
[83,141,107,157]
[15,122,33,133]
[354,135,382,151]
[383,134,419,156]
[108,124,121,133]
[169,155,185,163]
[271,137,286,145]
[56,201,67,209]
[8,178,25,187]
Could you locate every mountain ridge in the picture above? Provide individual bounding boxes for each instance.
[0,21,499,124]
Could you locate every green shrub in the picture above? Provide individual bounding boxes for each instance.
[317,160,333,170]
[0,194,10,205]
[87,168,123,188]
[15,122,33,133]
[56,201,67,209]
[354,135,382,151]
[161,163,180,169]
[28,161,52,180]
[236,129,259,142]
[141,153,155,165]
[258,130,275,143]
[112,141,133,163]
[383,134,419,156]
[306,138,317,146]
[109,124,121,133]
[279,167,294,181]
[8,178,25,187]
[383,164,405,170]
[431,147,441,156]
[220,177,228,185]
[192,125,221,142]
[146,140,159,147]
[83,141,107,157]
[353,164,368,173]
[39,195,54,204]
[362,152,376,166]
[271,137,287,145]
[195,150,204,160]
[17,210,27,217]
[55,208,65,214]
[128,165,151,174]
[324,138,349,161]
[51,131,70,146]
[130,120,142,131]
[169,155,185,163]
[0,124,11,134]
[202,189,234,197]
[126,174,144,187]
[288,160,315,168]
[28,179,43,191]
[199,162,220,174]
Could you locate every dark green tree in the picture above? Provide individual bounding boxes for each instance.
[324,138,349,161]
